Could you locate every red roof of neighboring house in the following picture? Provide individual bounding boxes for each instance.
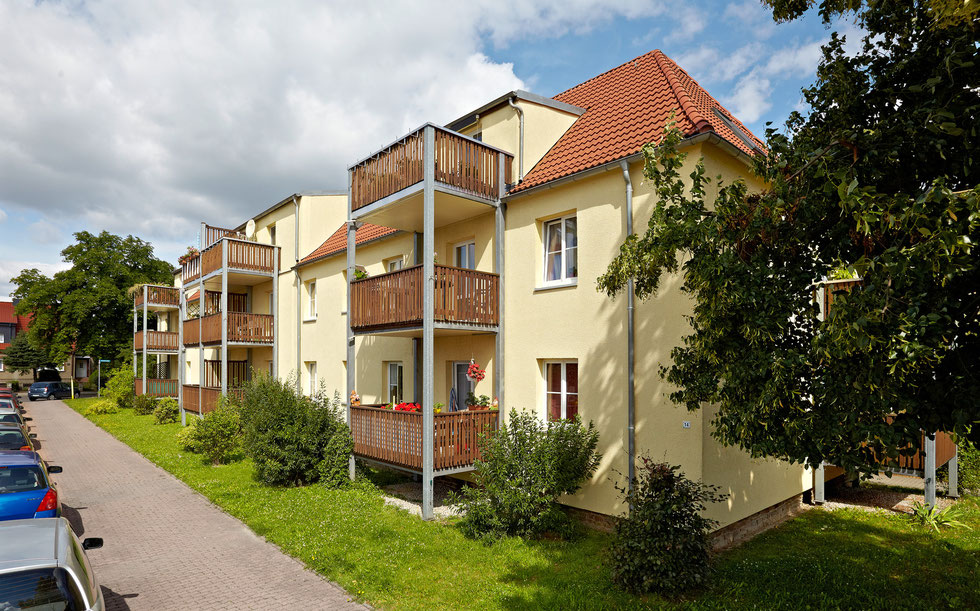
[16,314,31,333]
[0,302,15,325]
[299,223,400,266]
[512,49,765,193]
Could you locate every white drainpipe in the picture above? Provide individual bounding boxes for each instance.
[508,97,524,181]
[620,160,636,492]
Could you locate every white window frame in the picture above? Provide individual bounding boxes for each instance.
[305,361,317,396]
[305,280,317,320]
[543,360,578,421]
[542,214,578,286]
[386,362,403,404]
[453,240,476,270]
[0,359,5,372]
[387,258,404,273]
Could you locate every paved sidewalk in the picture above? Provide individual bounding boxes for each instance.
[26,398,363,611]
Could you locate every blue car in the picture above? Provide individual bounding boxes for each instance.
[0,451,62,521]
[27,382,78,401]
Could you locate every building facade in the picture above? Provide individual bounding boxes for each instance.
[145,49,813,529]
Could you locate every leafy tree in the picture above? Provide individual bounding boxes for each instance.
[10,231,173,379]
[1,332,54,381]
[599,1,980,476]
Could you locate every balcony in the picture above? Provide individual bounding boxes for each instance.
[182,235,280,284]
[135,378,178,397]
[349,124,513,230]
[351,264,498,333]
[134,330,179,352]
[182,313,274,346]
[181,385,244,414]
[350,405,498,472]
[134,286,179,308]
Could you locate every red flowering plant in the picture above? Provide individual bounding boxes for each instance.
[178,246,200,265]
[394,402,421,412]
[466,362,486,382]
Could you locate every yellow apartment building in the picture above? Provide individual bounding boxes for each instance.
[134,49,813,535]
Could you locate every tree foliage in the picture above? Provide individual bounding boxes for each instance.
[1,332,53,381]
[10,231,173,365]
[599,0,980,476]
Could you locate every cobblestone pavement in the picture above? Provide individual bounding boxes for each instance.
[26,398,363,611]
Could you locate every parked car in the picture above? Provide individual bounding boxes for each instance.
[0,451,61,521]
[0,517,104,611]
[0,398,20,413]
[28,382,78,401]
[0,423,35,452]
[0,410,30,429]
[0,391,21,407]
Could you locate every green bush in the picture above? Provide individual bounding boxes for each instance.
[237,376,352,487]
[133,394,156,415]
[153,398,179,425]
[450,410,601,540]
[10,381,20,392]
[957,439,980,494]
[104,367,135,410]
[192,398,241,465]
[85,400,119,416]
[610,458,725,594]
[176,418,200,453]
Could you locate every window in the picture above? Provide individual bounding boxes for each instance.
[387,258,404,272]
[452,361,473,411]
[386,362,403,404]
[543,215,577,284]
[454,240,476,269]
[267,360,273,377]
[0,332,6,343]
[305,362,317,396]
[306,280,317,319]
[0,359,4,372]
[545,361,578,421]
[269,225,277,245]
[472,131,482,142]
[268,291,274,315]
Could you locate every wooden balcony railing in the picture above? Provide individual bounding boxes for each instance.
[135,379,178,397]
[134,330,179,351]
[351,264,498,331]
[350,124,513,211]
[182,238,279,283]
[203,224,243,249]
[182,385,244,414]
[134,286,179,308]
[182,313,273,345]
[350,405,498,471]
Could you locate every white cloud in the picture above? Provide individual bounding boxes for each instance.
[725,74,773,123]
[664,19,706,44]
[0,0,666,265]
[0,260,72,298]
[27,219,63,245]
[0,209,7,223]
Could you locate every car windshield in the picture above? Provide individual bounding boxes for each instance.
[0,465,45,493]
[0,414,23,425]
[0,430,29,450]
[0,568,86,610]
[0,399,16,409]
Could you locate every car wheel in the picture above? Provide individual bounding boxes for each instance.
[48,395,55,400]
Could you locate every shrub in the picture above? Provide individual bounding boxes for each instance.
[956,439,980,494]
[103,367,134,410]
[85,400,118,416]
[153,398,179,425]
[451,410,601,540]
[192,398,242,465]
[176,419,200,453]
[610,458,726,594]
[10,381,20,392]
[133,394,156,415]
[237,376,352,487]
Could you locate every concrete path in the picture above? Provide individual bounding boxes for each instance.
[26,398,363,611]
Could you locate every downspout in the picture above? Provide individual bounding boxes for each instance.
[292,195,302,392]
[507,97,524,181]
[620,160,636,493]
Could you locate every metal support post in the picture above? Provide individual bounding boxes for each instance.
[220,241,228,396]
[142,286,148,397]
[924,432,937,508]
[422,125,436,521]
[272,245,279,379]
[198,276,204,418]
[494,152,505,419]
[814,462,825,504]
[179,287,185,426]
[346,170,357,481]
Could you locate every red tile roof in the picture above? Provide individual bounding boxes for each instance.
[16,314,31,333]
[0,302,15,325]
[512,49,765,193]
[299,223,400,266]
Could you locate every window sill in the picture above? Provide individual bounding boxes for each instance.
[303,316,318,323]
[534,280,578,293]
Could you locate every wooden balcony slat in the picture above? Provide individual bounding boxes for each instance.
[135,286,179,307]
[135,379,178,397]
[134,330,179,351]
[183,313,273,345]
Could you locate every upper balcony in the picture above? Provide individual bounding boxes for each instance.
[182,233,280,285]
[349,124,513,230]
[351,264,498,334]
[183,312,274,346]
[134,285,180,309]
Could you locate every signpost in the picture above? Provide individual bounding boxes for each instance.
[98,359,111,397]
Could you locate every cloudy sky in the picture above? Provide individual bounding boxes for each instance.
[0,0,850,296]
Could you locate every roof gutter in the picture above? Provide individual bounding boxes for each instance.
[502,132,757,202]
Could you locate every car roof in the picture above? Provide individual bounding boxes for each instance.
[0,405,17,413]
[0,518,69,572]
[0,450,41,467]
[0,422,26,430]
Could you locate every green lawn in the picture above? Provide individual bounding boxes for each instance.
[65,398,980,610]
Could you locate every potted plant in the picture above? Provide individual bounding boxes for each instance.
[466,393,492,411]
[178,246,199,265]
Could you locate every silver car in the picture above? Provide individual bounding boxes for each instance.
[0,517,104,610]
